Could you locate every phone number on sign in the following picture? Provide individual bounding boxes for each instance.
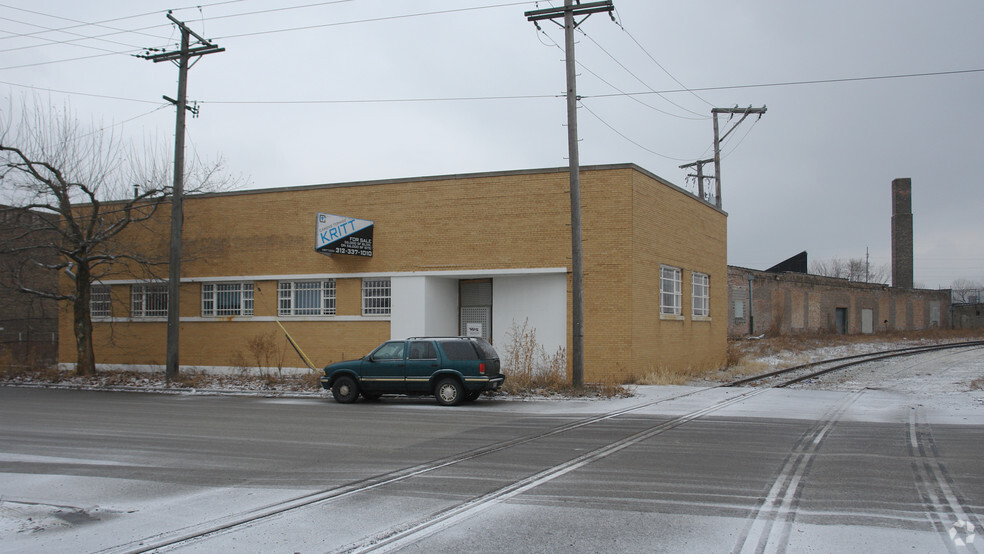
[335,248,372,256]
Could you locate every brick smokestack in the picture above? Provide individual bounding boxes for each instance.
[891,178,913,288]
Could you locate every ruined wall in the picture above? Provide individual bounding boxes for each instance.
[727,267,950,336]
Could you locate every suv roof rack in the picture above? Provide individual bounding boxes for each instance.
[406,336,483,340]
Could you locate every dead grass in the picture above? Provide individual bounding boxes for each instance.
[500,319,628,398]
[633,363,708,386]
[971,377,984,391]
[715,328,984,384]
[0,364,324,394]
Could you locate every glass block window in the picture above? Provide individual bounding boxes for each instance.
[278,280,336,316]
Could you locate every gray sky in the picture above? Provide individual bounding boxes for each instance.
[2,0,982,289]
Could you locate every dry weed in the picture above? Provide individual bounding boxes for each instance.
[634,363,707,386]
[499,319,626,397]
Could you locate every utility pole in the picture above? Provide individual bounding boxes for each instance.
[525,0,614,388]
[139,12,224,381]
[710,106,766,209]
[679,158,714,202]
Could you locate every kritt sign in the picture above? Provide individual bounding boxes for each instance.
[316,213,373,257]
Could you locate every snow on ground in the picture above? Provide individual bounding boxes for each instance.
[0,335,982,551]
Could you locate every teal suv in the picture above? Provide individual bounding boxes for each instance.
[320,337,505,406]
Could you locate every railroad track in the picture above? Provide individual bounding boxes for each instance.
[726,340,984,388]
[106,340,984,553]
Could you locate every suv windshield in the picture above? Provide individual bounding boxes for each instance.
[371,341,405,360]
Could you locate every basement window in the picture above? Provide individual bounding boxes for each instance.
[132,284,168,318]
[362,278,391,316]
[91,285,112,319]
[278,280,336,316]
[202,282,254,317]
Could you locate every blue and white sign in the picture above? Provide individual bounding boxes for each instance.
[316,213,374,257]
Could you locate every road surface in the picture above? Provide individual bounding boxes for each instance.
[1,347,982,552]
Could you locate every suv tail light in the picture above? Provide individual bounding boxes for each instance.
[479,362,486,375]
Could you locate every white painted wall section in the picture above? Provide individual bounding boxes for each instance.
[423,277,458,336]
[390,276,459,340]
[390,276,425,340]
[492,274,567,354]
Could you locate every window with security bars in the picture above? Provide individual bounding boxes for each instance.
[660,265,682,316]
[362,278,391,316]
[278,280,335,316]
[692,272,710,318]
[202,282,254,317]
[132,284,168,318]
[91,285,112,318]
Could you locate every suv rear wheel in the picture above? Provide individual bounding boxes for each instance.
[435,378,463,406]
[332,376,360,403]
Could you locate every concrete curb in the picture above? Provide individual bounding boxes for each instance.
[0,382,327,398]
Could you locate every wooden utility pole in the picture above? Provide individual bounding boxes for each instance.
[525,0,614,389]
[139,12,224,381]
[711,106,766,209]
[679,158,714,201]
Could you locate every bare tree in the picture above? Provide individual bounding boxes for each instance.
[810,257,890,284]
[0,100,229,375]
[951,279,983,303]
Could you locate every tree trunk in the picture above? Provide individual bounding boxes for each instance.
[73,264,96,376]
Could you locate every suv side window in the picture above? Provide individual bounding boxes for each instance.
[440,340,479,360]
[408,341,437,360]
[372,341,405,360]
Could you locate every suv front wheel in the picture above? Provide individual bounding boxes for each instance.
[434,377,463,406]
[332,376,360,403]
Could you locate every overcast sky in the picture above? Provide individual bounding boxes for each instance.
[2,0,982,289]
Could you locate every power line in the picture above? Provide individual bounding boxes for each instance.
[610,8,714,109]
[186,0,358,24]
[579,100,695,162]
[577,27,707,119]
[0,79,158,104]
[584,68,984,99]
[720,117,760,161]
[0,10,169,50]
[0,2,535,69]
[202,93,561,104]
[534,24,704,120]
[0,50,137,71]
[5,62,981,106]
[0,0,246,44]
[0,15,146,53]
[211,1,533,41]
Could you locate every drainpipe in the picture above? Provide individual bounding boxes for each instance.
[747,273,755,336]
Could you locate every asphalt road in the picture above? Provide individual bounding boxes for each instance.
[1,351,982,553]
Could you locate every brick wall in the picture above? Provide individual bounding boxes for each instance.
[727,266,951,336]
[60,165,729,381]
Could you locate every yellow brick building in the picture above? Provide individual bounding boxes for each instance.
[59,164,727,382]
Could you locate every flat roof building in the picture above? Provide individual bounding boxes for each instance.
[60,164,728,383]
